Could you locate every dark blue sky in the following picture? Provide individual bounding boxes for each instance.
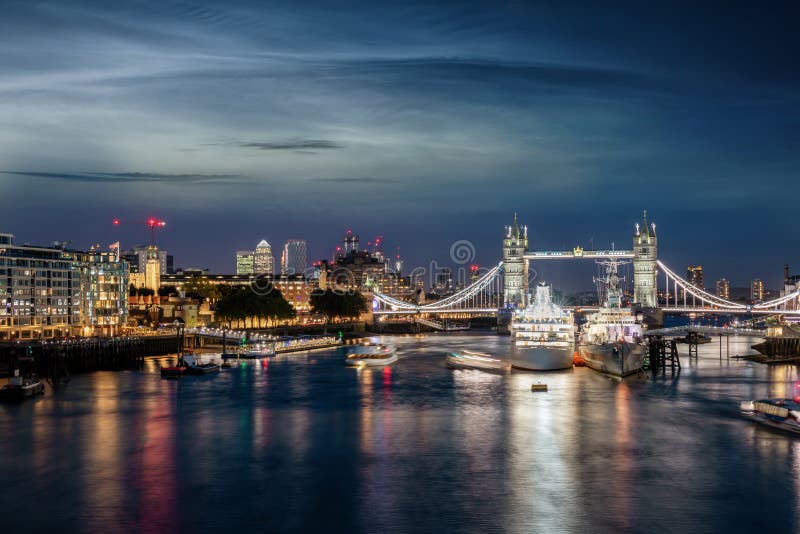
[2,1,798,290]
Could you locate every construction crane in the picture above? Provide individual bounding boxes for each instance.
[112,217,166,246]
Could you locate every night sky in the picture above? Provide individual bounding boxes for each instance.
[2,1,798,291]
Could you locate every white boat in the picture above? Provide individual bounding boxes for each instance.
[345,343,398,366]
[242,343,276,359]
[579,259,646,377]
[740,398,800,435]
[511,283,576,370]
[446,350,510,371]
[181,353,221,375]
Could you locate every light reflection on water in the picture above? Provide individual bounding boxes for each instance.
[1,333,800,533]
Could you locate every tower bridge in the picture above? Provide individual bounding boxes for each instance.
[372,211,800,322]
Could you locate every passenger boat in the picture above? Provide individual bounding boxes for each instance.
[578,259,646,377]
[241,343,276,359]
[0,375,44,401]
[446,350,510,371]
[740,398,800,435]
[511,282,576,370]
[345,343,398,366]
[182,353,221,375]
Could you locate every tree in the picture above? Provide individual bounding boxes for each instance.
[310,289,368,322]
[158,285,177,297]
[183,276,221,301]
[214,285,296,329]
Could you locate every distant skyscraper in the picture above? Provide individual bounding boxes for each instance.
[253,240,274,275]
[236,250,255,275]
[281,239,307,275]
[686,265,704,290]
[342,230,359,255]
[751,279,764,302]
[715,278,730,300]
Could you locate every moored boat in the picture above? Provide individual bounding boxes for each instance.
[182,353,221,375]
[345,343,398,366]
[740,398,800,435]
[0,375,44,401]
[511,282,576,370]
[446,350,510,371]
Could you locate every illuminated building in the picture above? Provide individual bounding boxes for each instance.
[236,250,255,275]
[751,279,764,302]
[715,278,730,300]
[254,240,274,275]
[686,265,704,290]
[281,239,307,275]
[129,245,162,292]
[76,247,129,336]
[434,268,454,294]
[0,233,128,340]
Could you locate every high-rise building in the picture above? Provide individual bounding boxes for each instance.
[751,279,764,302]
[686,265,704,290]
[435,268,454,294]
[253,240,274,275]
[281,239,307,276]
[343,230,359,254]
[0,233,128,340]
[236,250,255,275]
[632,211,657,307]
[715,278,730,300]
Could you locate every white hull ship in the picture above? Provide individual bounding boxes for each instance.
[511,283,576,370]
[579,259,646,377]
[345,343,398,366]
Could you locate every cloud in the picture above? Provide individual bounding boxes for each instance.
[0,171,242,184]
[237,139,343,150]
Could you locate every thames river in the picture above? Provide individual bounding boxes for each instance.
[2,333,799,533]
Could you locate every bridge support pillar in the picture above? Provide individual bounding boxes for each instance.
[503,214,528,308]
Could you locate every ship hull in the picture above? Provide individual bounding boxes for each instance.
[511,345,574,371]
[579,342,645,377]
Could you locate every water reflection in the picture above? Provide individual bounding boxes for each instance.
[1,334,800,532]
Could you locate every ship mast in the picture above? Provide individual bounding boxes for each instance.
[594,258,630,308]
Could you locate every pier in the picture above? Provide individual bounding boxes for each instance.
[0,335,181,380]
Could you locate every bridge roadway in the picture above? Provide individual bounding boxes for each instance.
[524,249,634,260]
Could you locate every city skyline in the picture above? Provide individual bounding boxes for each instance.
[2,1,799,288]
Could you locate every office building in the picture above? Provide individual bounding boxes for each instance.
[281,239,307,276]
[121,245,173,275]
[686,265,704,290]
[715,278,730,300]
[236,250,255,275]
[254,240,274,275]
[751,279,764,302]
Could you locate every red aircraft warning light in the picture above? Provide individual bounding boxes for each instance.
[113,217,167,246]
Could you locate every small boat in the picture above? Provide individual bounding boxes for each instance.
[446,350,510,371]
[345,343,398,366]
[0,375,44,401]
[740,398,800,435]
[160,363,187,378]
[182,354,221,375]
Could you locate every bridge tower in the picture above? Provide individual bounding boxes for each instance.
[503,213,528,308]
[633,210,658,307]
